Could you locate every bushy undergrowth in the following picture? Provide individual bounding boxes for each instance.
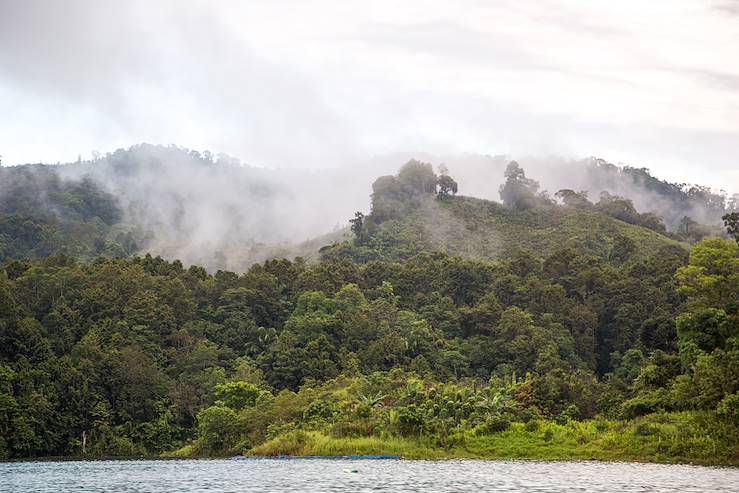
[176,371,738,465]
[241,411,738,465]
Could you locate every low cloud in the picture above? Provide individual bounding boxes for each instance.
[1,0,737,190]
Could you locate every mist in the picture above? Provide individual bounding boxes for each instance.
[2,0,739,190]
[1,1,738,270]
[13,143,718,272]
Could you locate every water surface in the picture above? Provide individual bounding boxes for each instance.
[1,458,737,492]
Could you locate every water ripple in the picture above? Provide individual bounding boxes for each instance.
[1,459,737,493]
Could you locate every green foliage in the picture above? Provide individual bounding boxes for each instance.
[215,382,263,410]
[397,160,438,195]
[196,406,239,454]
[677,216,717,243]
[436,175,458,200]
[0,235,702,459]
[324,183,684,266]
[246,409,737,465]
[595,192,666,233]
[0,166,125,261]
[349,212,365,241]
[499,161,550,210]
[555,189,591,208]
[676,238,739,314]
[476,415,511,434]
[716,393,739,421]
[723,212,739,241]
[0,163,735,465]
[369,160,440,223]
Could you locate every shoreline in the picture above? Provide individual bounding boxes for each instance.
[3,454,738,468]
[4,413,737,467]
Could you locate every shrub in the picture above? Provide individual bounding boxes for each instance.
[621,397,658,420]
[557,404,581,423]
[196,405,239,454]
[102,436,140,456]
[542,428,554,442]
[395,405,426,436]
[634,422,660,436]
[476,415,511,435]
[524,420,540,433]
[303,400,338,424]
[329,420,376,438]
[215,382,263,410]
[716,393,739,421]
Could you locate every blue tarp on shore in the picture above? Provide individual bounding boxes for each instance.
[233,455,401,461]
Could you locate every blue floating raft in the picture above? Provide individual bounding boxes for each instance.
[233,455,401,461]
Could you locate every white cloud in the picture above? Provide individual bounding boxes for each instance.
[0,0,737,190]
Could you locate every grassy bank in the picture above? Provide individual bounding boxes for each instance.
[243,413,738,466]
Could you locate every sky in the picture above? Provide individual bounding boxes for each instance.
[1,0,738,190]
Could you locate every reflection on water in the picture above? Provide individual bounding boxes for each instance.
[1,458,737,493]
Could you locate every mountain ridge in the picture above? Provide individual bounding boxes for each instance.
[0,144,734,270]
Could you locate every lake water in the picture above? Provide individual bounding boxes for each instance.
[1,458,737,492]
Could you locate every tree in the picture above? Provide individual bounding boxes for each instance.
[610,235,636,263]
[678,216,712,243]
[728,194,739,212]
[368,162,438,223]
[215,382,263,410]
[396,160,437,195]
[723,212,739,242]
[349,211,364,240]
[196,406,239,453]
[676,238,739,311]
[675,238,739,351]
[0,365,19,458]
[437,175,458,200]
[499,161,546,210]
[596,192,666,233]
[555,189,591,208]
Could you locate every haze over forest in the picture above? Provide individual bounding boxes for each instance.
[1,143,736,271]
[2,0,739,187]
[1,0,738,468]
[2,1,738,271]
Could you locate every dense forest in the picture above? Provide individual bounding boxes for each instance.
[0,165,128,260]
[0,158,737,463]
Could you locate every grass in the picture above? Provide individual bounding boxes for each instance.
[431,196,685,261]
[248,432,452,459]
[326,195,686,264]
[244,413,738,466]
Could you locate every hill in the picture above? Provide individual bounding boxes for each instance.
[0,157,737,463]
[0,164,128,261]
[325,195,685,263]
[0,145,358,269]
[322,161,685,264]
[2,145,734,271]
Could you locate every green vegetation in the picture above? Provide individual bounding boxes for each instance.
[168,370,737,465]
[0,165,131,261]
[571,157,734,232]
[323,161,685,265]
[0,160,737,465]
[246,414,737,465]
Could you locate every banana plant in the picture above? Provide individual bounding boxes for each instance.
[357,391,387,408]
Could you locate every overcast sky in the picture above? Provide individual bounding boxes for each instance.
[1,0,738,190]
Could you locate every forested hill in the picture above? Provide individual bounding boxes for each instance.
[0,165,127,260]
[0,159,737,462]
[325,160,732,265]
[322,166,685,264]
[1,145,736,271]
[1,144,357,270]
